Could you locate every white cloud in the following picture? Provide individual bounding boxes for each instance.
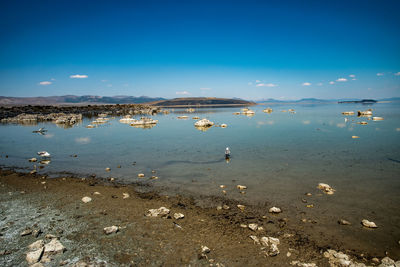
[377,73,384,76]
[317,83,323,86]
[256,83,277,87]
[200,87,211,90]
[336,78,347,82]
[176,91,190,95]
[329,81,335,85]
[39,81,52,85]
[349,74,356,78]
[302,82,311,86]
[75,137,91,144]
[394,72,400,76]
[70,74,88,79]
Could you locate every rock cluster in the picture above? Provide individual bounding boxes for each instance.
[26,237,65,265]
[1,113,82,126]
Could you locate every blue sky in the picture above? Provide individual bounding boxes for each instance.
[0,0,399,100]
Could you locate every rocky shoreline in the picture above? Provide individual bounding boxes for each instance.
[0,104,162,123]
[0,168,399,266]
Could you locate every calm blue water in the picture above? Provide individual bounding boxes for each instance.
[1,103,400,253]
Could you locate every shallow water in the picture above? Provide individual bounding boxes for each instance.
[1,103,400,255]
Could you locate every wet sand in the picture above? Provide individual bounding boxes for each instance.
[1,169,399,266]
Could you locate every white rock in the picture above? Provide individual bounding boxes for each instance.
[122,193,130,199]
[248,224,258,231]
[146,207,170,217]
[380,257,395,266]
[260,237,269,247]
[268,237,280,245]
[249,235,260,245]
[173,213,185,220]
[93,192,101,195]
[30,263,45,267]
[317,183,335,195]
[43,238,65,255]
[269,207,282,213]
[28,240,44,250]
[201,245,211,254]
[81,196,92,203]
[361,219,377,228]
[236,185,247,190]
[237,204,245,211]
[103,225,119,235]
[267,243,280,256]
[26,247,44,264]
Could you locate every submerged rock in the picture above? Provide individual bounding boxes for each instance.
[137,173,145,178]
[103,225,119,235]
[361,219,377,228]
[338,219,351,225]
[317,183,335,195]
[269,207,282,214]
[236,185,247,190]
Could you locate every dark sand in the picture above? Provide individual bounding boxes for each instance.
[0,169,397,266]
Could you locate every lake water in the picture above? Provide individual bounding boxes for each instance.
[1,102,400,256]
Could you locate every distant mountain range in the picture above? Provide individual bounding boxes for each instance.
[0,95,399,106]
[0,95,165,106]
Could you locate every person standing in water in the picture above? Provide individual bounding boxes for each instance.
[225,147,230,159]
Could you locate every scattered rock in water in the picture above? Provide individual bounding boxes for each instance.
[317,183,335,195]
[352,135,360,139]
[81,196,92,203]
[103,225,119,235]
[28,240,44,250]
[29,158,37,162]
[306,204,314,208]
[26,247,44,264]
[137,173,145,178]
[221,124,228,128]
[201,245,211,254]
[122,193,130,199]
[174,213,185,220]
[372,117,384,121]
[146,207,170,217]
[240,224,248,228]
[21,228,32,236]
[236,185,247,190]
[361,219,377,228]
[150,176,159,180]
[305,192,312,196]
[269,207,282,214]
[248,224,258,231]
[105,167,111,171]
[323,249,365,267]
[93,192,101,195]
[219,185,226,189]
[237,204,245,211]
[338,219,351,225]
[222,204,230,210]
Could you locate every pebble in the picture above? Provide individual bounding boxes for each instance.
[105,168,111,171]
[29,158,37,162]
[352,135,360,139]
[81,196,92,203]
[222,204,230,210]
[236,185,247,190]
[219,185,226,188]
[237,204,245,211]
[103,225,119,235]
[248,224,258,231]
[138,173,145,178]
[122,193,130,199]
[361,219,377,228]
[222,190,227,194]
[174,213,185,220]
[201,246,211,254]
[338,219,351,225]
[240,224,248,228]
[269,207,282,214]
[93,192,101,195]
